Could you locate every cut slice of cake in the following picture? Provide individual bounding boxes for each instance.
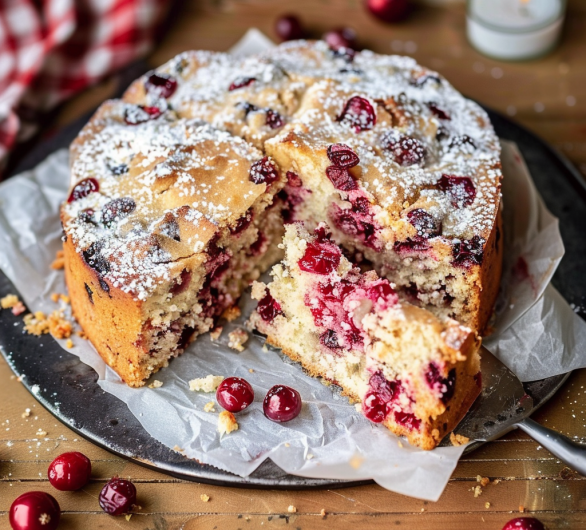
[250,223,481,449]
[61,101,286,387]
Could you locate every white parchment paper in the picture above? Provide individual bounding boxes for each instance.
[1,31,585,501]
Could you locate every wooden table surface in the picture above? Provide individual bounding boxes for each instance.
[2,1,586,528]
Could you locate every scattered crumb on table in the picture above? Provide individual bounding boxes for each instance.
[218,411,238,436]
[148,380,163,389]
[473,485,482,498]
[23,310,73,339]
[65,339,74,349]
[477,475,490,487]
[450,432,470,447]
[228,328,248,351]
[203,402,216,413]
[1,294,19,309]
[222,305,241,322]
[287,505,297,513]
[485,502,491,509]
[189,375,224,393]
[200,494,210,502]
[209,326,223,341]
[51,250,65,270]
[320,508,326,518]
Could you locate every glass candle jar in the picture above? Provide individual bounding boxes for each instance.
[467,0,566,61]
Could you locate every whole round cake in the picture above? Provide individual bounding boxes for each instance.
[61,40,502,447]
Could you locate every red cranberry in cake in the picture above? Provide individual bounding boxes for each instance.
[324,27,357,51]
[263,385,302,422]
[102,198,136,227]
[330,202,381,250]
[216,377,255,412]
[336,96,376,132]
[249,157,279,185]
[407,209,441,238]
[124,104,162,125]
[298,236,341,275]
[257,291,283,323]
[229,77,256,91]
[393,236,430,254]
[265,108,285,129]
[9,492,60,530]
[170,269,192,296]
[502,518,546,530]
[230,209,253,235]
[427,102,450,120]
[145,73,177,98]
[325,166,358,191]
[99,478,136,516]
[452,235,485,267]
[320,329,342,350]
[425,363,456,404]
[437,174,476,208]
[82,242,110,276]
[67,178,99,203]
[381,131,426,166]
[275,14,305,41]
[327,143,360,168]
[48,451,91,491]
[286,171,302,187]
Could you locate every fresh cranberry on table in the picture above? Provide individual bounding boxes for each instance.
[337,96,376,132]
[263,385,302,422]
[502,518,546,530]
[275,14,305,41]
[47,451,92,491]
[216,377,255,413]
[324,27,357,51]
[256,291,283,323]
[9,491,60,530]
[67,177,99,203]
[365,0,411,23]
[99,477,137,516]
[249,157,280,185]
[145,73,177,98]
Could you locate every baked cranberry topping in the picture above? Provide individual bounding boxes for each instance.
[275,14,305,41]
[437,174,476,208]
[48,451,91,491]
[170,269,192,296]
[320,329,342,349]
[427,102,451,120]
[145,73,177,98]
[229,77,256,91]
[352,196,370,213]
[298,238,341,275]
[265,108,285,129]
[452,235,484,267]
[216,377,255,412]
[9,492,60,530]
[324,27,356,51]
[249,157,279,185]
[448,134,476,151]
[78,208,96,224]
[286,171,302,187]
[337,96,376,132]
[102,197,136,227]
[411,73,442,87]
[83,242,110,276]
[393,236,430,254]
[381,131,426,166]
[407,209,441,238]
[325,166,358,191]
[425,364,456,404]
[257,292,283,323]
[230,209,253,235]
[68,177,99,203]
[124,105,162,125]
[99,477,137,516]
[327,143,360,168]
[502,518,546,530]
[263,385,302,422]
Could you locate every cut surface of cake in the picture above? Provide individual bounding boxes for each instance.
[250,224,481,450]
[62,39,502,388]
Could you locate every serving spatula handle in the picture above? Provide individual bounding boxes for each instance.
[516,418,586,476]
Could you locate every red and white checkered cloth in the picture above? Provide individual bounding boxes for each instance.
[0,0,170,177]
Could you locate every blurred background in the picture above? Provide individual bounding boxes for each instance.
[2,0,584,181]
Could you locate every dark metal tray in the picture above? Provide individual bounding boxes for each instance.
[1,97,585,489]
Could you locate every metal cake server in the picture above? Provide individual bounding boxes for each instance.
[448,347,586,476]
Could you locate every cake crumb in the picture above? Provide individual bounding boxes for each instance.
[1,294,19,309]
[287,505,297,513]
[36,429,48,437]
[65,339,74,349]
[519,505,525,513]
[251,281,266,300]
[473,485,482,498]
[203,402,216,413]
[189,375,224,393]
[222,305,241,322]
[76,330,88,339]
[11,302,26,316]
[24,310,73,339]
[148,380,163,389]
[320,508,326,518]
[200,494,210,502]
[477,475,490,487]
[125,514,132,521]
[209,326,223,341]
[218,411,238,436]
[173,445,184,453]
[51,293,60,303]
[397,440,404,448]
[21,408,31,419]
[485,502,491,509]
[228,328,248,351]
[248,368,255,373]
[349,454,364,469]
[306,453,314,460]
[450,432,470,447]
[51,251,65,270]
[60,294,70,304]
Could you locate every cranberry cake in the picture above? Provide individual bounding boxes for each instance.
[62,39,501,388]
[250,224,481,449]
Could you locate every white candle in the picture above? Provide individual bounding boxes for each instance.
[467,0,565,61]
